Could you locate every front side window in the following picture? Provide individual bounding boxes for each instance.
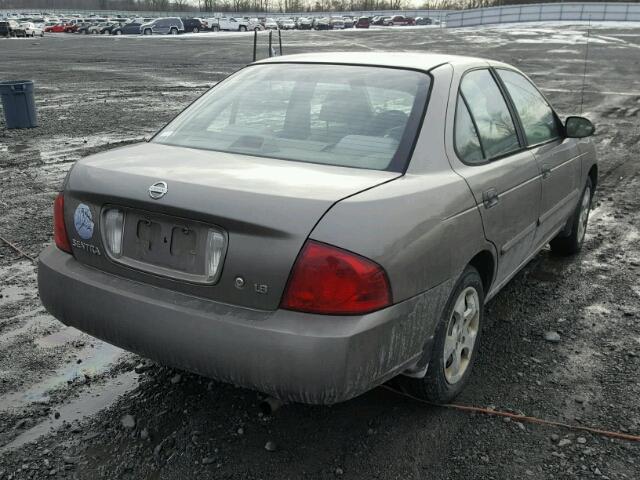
[460,69,520,159]
[497,69,560,146]
[154,64,430,172]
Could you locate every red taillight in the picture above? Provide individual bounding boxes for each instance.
[281,240,392,315]
[54,193,72,253]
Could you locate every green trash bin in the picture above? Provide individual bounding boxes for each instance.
[0,80,38,129]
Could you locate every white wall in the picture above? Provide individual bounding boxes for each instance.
[446,2,640,28]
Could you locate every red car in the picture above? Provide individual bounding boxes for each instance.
[44,23,71,33]
[391,15,416,26]
[355,17,370,28]
[44,23,66,33]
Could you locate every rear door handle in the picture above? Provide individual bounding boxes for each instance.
[482,188,499,209]
[541,164,552,179]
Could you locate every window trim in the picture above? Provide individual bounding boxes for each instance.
[489,68,528,148]
[454,67,525,166]
[492,67,564,150]
[152,62,436,174]
[454,92,487,166]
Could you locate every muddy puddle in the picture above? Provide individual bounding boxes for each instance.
[0,262,37,309]
[0,310,52,344]
[1,369,139,452]
[0,335,127,412]
[35,326,84,348]
[0,285,26,307]
[0,133,146,166]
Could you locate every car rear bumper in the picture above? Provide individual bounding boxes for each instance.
[38,246,449,404]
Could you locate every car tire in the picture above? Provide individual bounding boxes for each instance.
[115,30,122,35]
[192,27,199,33]
[399,265,484,404]
[170,28,178,35]
[239,25,247,32]
[144,29,152,35]
[550,178,593,256]
[212,26,219,32]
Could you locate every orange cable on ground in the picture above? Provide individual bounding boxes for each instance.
[380,385,640,443]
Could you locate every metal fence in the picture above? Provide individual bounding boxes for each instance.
[446,2,640,28]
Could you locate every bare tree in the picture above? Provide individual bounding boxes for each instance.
[1,0,628,14]
[173,0,189,10]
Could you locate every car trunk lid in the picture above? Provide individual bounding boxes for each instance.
[63,142,399,310]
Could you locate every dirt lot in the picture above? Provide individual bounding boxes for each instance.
[0,24,639,480]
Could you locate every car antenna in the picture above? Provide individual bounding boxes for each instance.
[579,17,592,115]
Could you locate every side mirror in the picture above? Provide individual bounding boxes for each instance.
[565,116,595,138]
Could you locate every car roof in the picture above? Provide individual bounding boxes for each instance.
[255,52,487,73]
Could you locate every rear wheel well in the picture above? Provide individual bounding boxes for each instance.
[468,251,495,295]
[588,165,598,193]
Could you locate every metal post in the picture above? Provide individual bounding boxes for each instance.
[253,28,257,62]
[268,30,272,58]
[278,28,283,56]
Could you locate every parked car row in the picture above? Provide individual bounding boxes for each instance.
[0,19,44,37]
[370,15,437,26]
[1,13,440,38]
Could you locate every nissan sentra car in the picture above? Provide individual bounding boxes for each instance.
[38,52,597,405]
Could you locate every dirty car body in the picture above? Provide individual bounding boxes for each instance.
[38,53,597,404]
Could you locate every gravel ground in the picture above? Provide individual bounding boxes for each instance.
[0,24,639,480]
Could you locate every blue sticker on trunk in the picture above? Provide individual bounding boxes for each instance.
[74,203,94,240]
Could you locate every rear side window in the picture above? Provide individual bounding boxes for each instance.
[455,95,484,164]
[154,64,430,172]
[497,69,560,146]
[460,69,520,160]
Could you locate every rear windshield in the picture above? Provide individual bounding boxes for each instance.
[154,64,430,172]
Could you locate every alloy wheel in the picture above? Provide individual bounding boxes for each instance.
[443,286,480,385]
[576,184,592,243]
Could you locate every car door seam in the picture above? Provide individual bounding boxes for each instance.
[538,189,579,225]
[497,171,540,198]
[487,220,565,301]
[442,203,477,221]
[537,151,587,174]
[500,221,537,255]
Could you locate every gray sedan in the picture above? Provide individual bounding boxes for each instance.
[38,52,597,404]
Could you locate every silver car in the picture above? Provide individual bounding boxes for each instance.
[38,53,597,405]
[141,17,184,35]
